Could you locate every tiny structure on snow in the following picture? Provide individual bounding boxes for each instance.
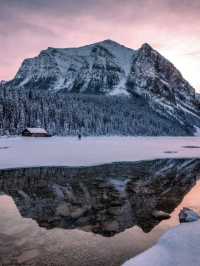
[22,128,50,137]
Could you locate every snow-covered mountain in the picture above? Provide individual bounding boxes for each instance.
[9,40,134,95]
[2,39,200,136]
[7,40,195,99]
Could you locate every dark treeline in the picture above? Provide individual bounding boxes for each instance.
[0,87,189,136]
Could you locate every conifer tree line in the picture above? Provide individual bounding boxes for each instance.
[0,86,190,136]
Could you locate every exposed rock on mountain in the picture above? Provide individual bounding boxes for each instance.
[127,43,195,102]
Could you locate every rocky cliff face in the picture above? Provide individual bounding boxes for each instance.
[127,43,195,102]
[0,159,199,236]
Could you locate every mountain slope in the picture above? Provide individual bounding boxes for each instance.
[2,40,200,136]
[9,40,134,95]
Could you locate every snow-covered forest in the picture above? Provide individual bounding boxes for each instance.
[0,87,190,136]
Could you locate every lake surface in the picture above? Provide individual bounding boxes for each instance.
[1,136,200,169]
[1,159,200,265]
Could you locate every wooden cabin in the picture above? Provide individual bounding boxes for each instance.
[22,128,50,137]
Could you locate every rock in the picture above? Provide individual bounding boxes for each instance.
[152,210,171,220]
[179,207,200,223]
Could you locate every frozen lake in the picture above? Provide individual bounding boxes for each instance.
[1,136,200,169]
[1,159,200,266]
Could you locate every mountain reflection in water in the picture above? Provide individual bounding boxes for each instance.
[0,159,200,237]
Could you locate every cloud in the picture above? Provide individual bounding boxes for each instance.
[0,0,200,89]
[183,50,200,57]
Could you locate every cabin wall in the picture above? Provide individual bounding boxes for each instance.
[22,131,31,137]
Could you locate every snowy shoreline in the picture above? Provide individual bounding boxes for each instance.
[122,220,200,266]
[1,136,200,170]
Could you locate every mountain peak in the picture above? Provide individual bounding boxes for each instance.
[140,43,153,52]
[101,39,120,45]
[97,39,134,51]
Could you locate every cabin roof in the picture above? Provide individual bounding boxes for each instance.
[24,128,48,134]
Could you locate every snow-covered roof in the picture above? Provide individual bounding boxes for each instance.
[25,128,47,134]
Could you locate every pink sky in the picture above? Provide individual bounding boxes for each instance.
[1,0,200,90]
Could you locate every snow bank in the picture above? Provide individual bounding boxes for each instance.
[0,136,200,169]
[122,220,200,266]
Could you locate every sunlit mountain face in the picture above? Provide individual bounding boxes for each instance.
[0,0,200,91]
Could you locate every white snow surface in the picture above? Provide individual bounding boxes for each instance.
[122,220,200,266]
[53,39,134,76]
[1,136,200,169]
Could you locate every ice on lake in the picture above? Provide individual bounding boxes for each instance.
[1,136,200,169]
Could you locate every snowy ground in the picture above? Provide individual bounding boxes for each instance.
[122,220,200,266]
[0,136,200,169]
